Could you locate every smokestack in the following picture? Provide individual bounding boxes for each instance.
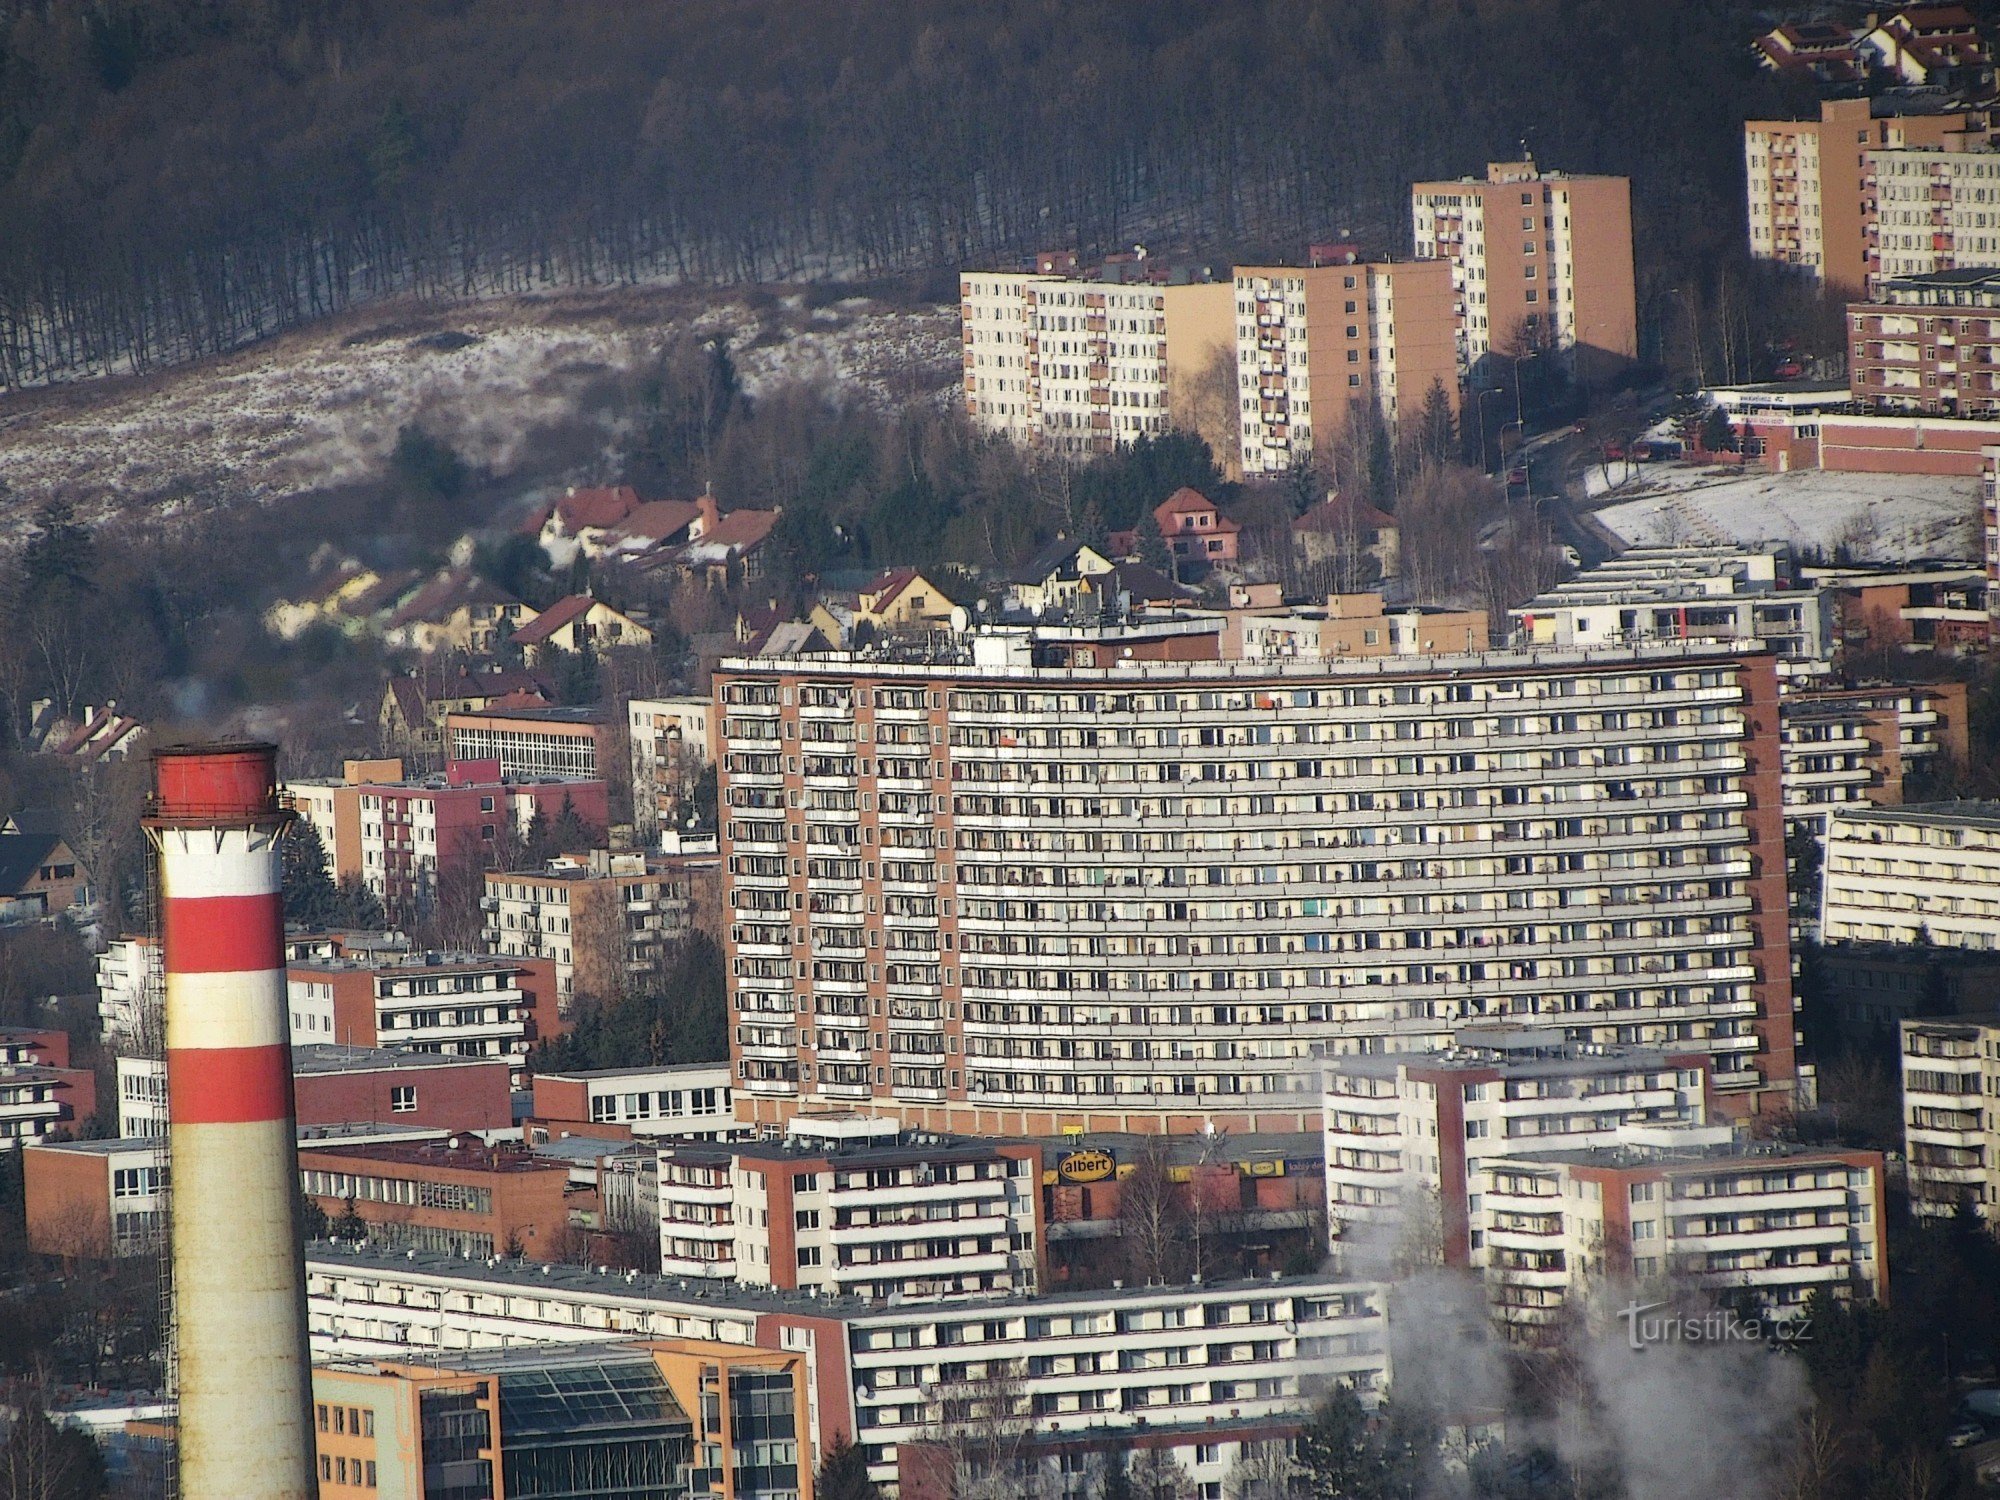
[147,744,316,1500]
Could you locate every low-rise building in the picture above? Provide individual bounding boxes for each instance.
[530,1063,736,1139]
[1037,1129,1326,1285]
[115,1044,512,1139]
[1474,1133,1886,1339]
[310,1341,813,1500]
[286,951,559,1085]
[647,1114,1041,1300]
[1821,801,2000,947]
[378,668,553,761]
[507,594,654,664]
[1229,593,1489,661]
[445,705,610,779]
[298,1138,575,1259]
[1511,544,1833,664]
[379,568,536,656]
[1850,269,2000,415]
[23,1137,170,1258]
[1322,1027,1715,1264]
[304,1244,1392,1492]
[0,810,89,924]
[483,850,717,1006]
[1809,565,1991,657]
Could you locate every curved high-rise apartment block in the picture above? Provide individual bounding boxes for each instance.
[716,639,1796,1137]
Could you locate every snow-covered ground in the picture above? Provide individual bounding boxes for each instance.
[1591,466,1980,562]
[0,286,958,532]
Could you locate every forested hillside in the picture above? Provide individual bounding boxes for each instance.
[0,0,1806,385]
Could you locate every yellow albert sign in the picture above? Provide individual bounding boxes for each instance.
[1054,1148,1116,1185]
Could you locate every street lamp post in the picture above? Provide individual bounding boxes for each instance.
[1476,387,1506,473]
[1514,349,1540,435]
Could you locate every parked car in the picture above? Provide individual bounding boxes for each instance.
[1773,360,1804,380]
[1949,1419,1986,1450]
[1507,464,1529,488]
[1601,440,1627,461]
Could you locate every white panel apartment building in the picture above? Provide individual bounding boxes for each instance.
[1899,1016,2000,1222]
[1870,148,2000,284]
[1474,1135,1886,1338]
[648,1115,1041,1302]
[304,1246,1391,1491]
[1745,121,1824,272]
[960,273,1170,455]
[1821,802,2000,947]
[1321,1028,1715,1256]
[716,638,1799,1134]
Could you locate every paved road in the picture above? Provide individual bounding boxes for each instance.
[1519,428,1622,569]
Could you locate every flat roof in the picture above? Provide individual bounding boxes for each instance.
[718,637,1770,683]
[1327,1041,1696,1083]
[1508,1140,1873,1172]
[289,952,529,978]
[305,1241,1381,1322]
[293,1045,508,1076]
[449,706,607,725]
[1830,799,2000,832]
[25,1136,163,1156]
[298,1141,566,1175]
[535,1064,731,1084]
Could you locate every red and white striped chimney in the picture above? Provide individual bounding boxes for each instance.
[148,744,315,1500]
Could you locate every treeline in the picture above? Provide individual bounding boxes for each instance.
[0,0,1805,384]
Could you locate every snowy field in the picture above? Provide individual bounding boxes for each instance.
[1591,466,1980,562]
[0,287,958,531]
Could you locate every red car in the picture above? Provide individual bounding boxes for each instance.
[1773,360,1804,380]
[1507,464,1529,487]
[1602,441,1627,461]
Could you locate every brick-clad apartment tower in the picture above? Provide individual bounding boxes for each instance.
[715,639,1797,1137]
[148,744,316,1500]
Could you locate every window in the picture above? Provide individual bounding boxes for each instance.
[390,1086,417,1114]
[798,1244,822,1268]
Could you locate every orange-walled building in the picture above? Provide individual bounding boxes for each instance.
[1412,158,1636,385]
[311,1340,813,1500]
[298,1139,574,1259]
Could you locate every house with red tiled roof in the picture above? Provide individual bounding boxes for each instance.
[380,569,537,656]
[26,702,145,763]
[1858,6,1993,90]
[1112,487,1240,569]
[650,498,781,586]
[507,595,654,664]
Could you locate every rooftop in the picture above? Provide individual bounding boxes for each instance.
[719,635,1772,683]
[288,950,532,979]
[1510,1138,1874,1172]
[447,705,607,726]
[305,1240,1382,1321]
[1830,799,2000,832]
[1324,1027,1703,1083]
[534,1063,732,1084]
[292,1044,510,1076]
[297,1139,567,1175]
